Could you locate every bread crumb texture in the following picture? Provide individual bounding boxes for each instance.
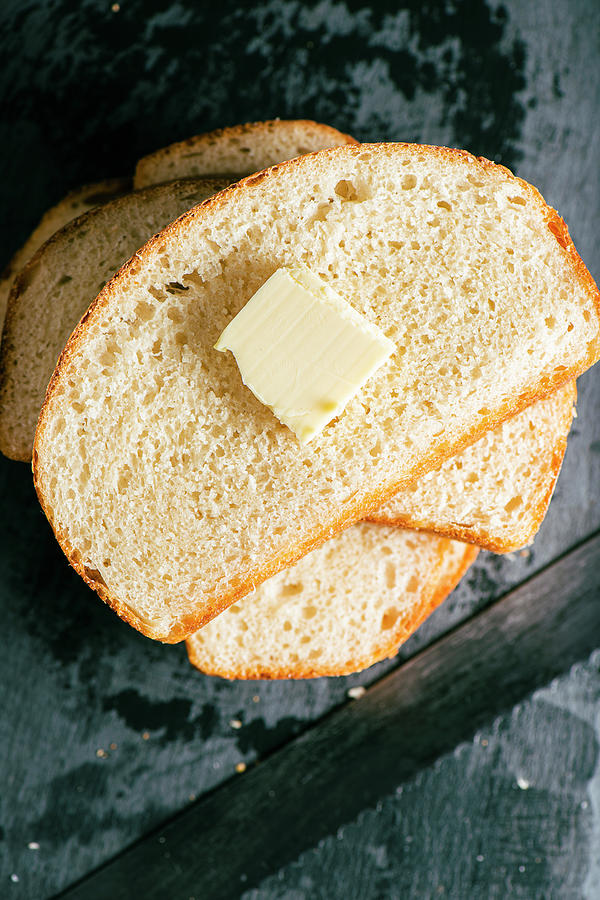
[186,525,475,679]
[0,178,228,460]
[372,381,576,551]
[34,143,600,641]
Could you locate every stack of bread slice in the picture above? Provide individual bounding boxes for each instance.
[1,120,597,679]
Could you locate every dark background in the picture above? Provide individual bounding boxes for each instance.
[1,1,599,897]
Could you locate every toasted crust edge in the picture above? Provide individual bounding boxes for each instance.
[185,541,480,679]
[134,119,358,188]
[368,381,577,552]
[33,142,600,642]
[0,177,231,462]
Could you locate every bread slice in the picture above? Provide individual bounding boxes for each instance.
[371,381,576,551]
[186,525,478,679]
[0,169,573,554]
[0,177,229,461]
[0,178,131,332]
[134,119,357,189]
[136,121,577,554]
[33,143,600,642]
[0,138,574,555]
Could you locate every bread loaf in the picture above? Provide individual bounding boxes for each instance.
[33,143,600,641]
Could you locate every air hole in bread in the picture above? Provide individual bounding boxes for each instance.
[84,566,107,589]
[334,179,370,202]
[385,561,396,588]
[134,301,155,322]
[308,202,332,224]
[167,307,184,324]
[166,281,189,294]
[437,200,452,211]
[148,286,166,303]
[281,583,304,597]
[504,495,523,513]
[401,174,417,190]
[381,607,400,630]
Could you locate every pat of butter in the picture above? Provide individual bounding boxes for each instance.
[215,265,395,444]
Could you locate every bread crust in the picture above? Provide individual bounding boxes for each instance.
[0,177,132,284]
[368,381,577,552]
[185,541,479,679]
[0,177,231,462]
[134,119,358,188]
[33,143,600,642]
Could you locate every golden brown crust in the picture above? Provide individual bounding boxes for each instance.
[185,541,479,679]
[33,143,600,642]
[0,177,231,463]
[134,119,358,187]
[369,381,577,552]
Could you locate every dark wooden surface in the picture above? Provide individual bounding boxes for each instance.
[1,1,599,898]
[58,533,600,900]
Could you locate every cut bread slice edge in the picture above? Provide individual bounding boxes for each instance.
[371,380,576,551]
[33,142,600,642]
[0,177,230,461]
[134,119,358,188]
[185,525,479,679]
[0,178,131,333]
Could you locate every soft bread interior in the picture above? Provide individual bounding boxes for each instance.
[33,144,600,640]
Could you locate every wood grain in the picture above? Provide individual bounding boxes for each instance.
[56,532,600,900]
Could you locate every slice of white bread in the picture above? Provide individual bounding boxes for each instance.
[0,141,574,555]
[0,184,574,556]
[134,119,357,188]
[186,525,478,679]
[0,178,131,332]
[371,381,576,551]
[33,143,600,642]
[0,177,229,461]
[136,121,577,555]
